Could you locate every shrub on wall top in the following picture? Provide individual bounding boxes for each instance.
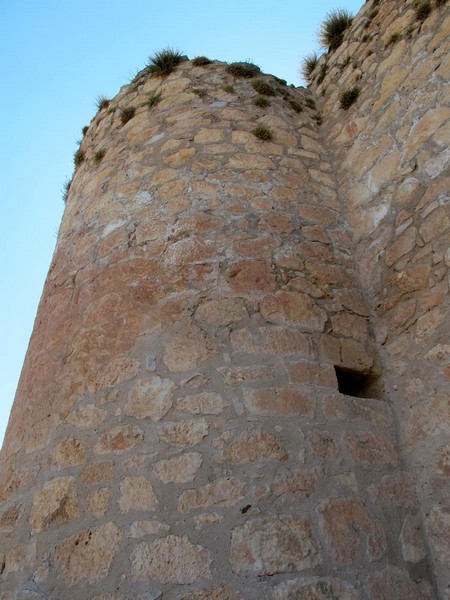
[148,48,183,76]
[319,9,353,51]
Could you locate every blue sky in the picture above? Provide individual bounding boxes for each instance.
[0,0,363,447]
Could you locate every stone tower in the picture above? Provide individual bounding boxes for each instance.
[1,1,448,599]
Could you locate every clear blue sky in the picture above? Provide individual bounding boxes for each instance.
[0,0,363,447]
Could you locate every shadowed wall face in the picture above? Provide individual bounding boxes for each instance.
[0,15,444,599]
[309,2,449,597]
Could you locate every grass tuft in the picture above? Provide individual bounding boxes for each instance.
[120,106,136,125]
[339,87,361,109]
[192,88,207,97]
[286,98,303,112]
[142,93,161,108]
[251,78,276,96]
[74,148,85,168]
[313,113,323,126]
[319,9,353,51]
[62,178,72,203]
[252,126,273,141]
[148,47,183,77]
[273,76,287,86]
[96,95,110,110]
[435,0,447,6]
[82,125,89,136]
[304,97,316,110]
[226,61,261,78]
[414,0,432,19]
[253,96,271,108]
[223,85,235,94]
[317,62,328,85]
[191,56,212,66]
[301,53,319,81]
[93,149,106,165]
[386,32,402,46]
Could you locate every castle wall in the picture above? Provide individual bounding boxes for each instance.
[309,2,449,597]
[0,56,436,599]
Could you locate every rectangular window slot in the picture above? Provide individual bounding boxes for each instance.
[334,366,381,399]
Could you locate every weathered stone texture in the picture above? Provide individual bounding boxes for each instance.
[1,8,447,597]
[230,516,320,575]
[55,522,122,584]
[30,477,79,533]
[130,535,212,583]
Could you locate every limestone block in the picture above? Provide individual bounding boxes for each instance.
[426,506,450,569]
[309,430,338,459]
[230,515,320,575]
[400,515,427,563]
[345,433,398,467]
[153,452,203,483]
[157,418,209,447]
[319,498,383,565]
[82,462,114,484]
[323,395,392,428]
[176,392,226,415]
[369,472,417,508]
[366,566,432,600]
[163,331,213,372]
[180,586,242,600]
[88,488,110,518]
[130,535,212,583]
[272,466,324,499]
[30,477,79,533]
[225,260,276,293]
[55,522,122,584]
[128,520,170,538]
[1,542,36,579]
[94,425,144,454]
[195,298,247,326]
[261,291,327,331]
[0,503,23,533]
[94,355,140,390]
[272,578,360,600]
[118,476,158,512]
[178,476,246,512]
[65,404,106,428]
[220,430,288,463]
[126,376,175,421]
[51,438,85,468]
[243,387,315,416]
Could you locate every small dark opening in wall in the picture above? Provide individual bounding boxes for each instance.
[334,366,380,398]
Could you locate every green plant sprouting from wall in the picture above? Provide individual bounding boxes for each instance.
[148,48,183,76]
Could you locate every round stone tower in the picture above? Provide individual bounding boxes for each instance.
[0,57,434,599]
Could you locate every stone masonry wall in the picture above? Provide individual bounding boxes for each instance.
[0,56,435,599]
[309,1,449,597]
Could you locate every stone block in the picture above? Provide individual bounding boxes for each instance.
[118,476,158,513]
[55,522,122,584]
[220,430,288,463]
[243,387,315,416]
[272,578,360,600]
[94,425,144,454]
[178,477,246,512]
[157,418,209,447]
[176,392,226,415]
[126,376,175,421]
[230,515,320,575]
[346,433,398,467]
[261,291,327,331]
[130,535,212,583]
[30,477,79,533]
[163,331,213,372]
[153,452,203,484]
[319,498,383,565]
